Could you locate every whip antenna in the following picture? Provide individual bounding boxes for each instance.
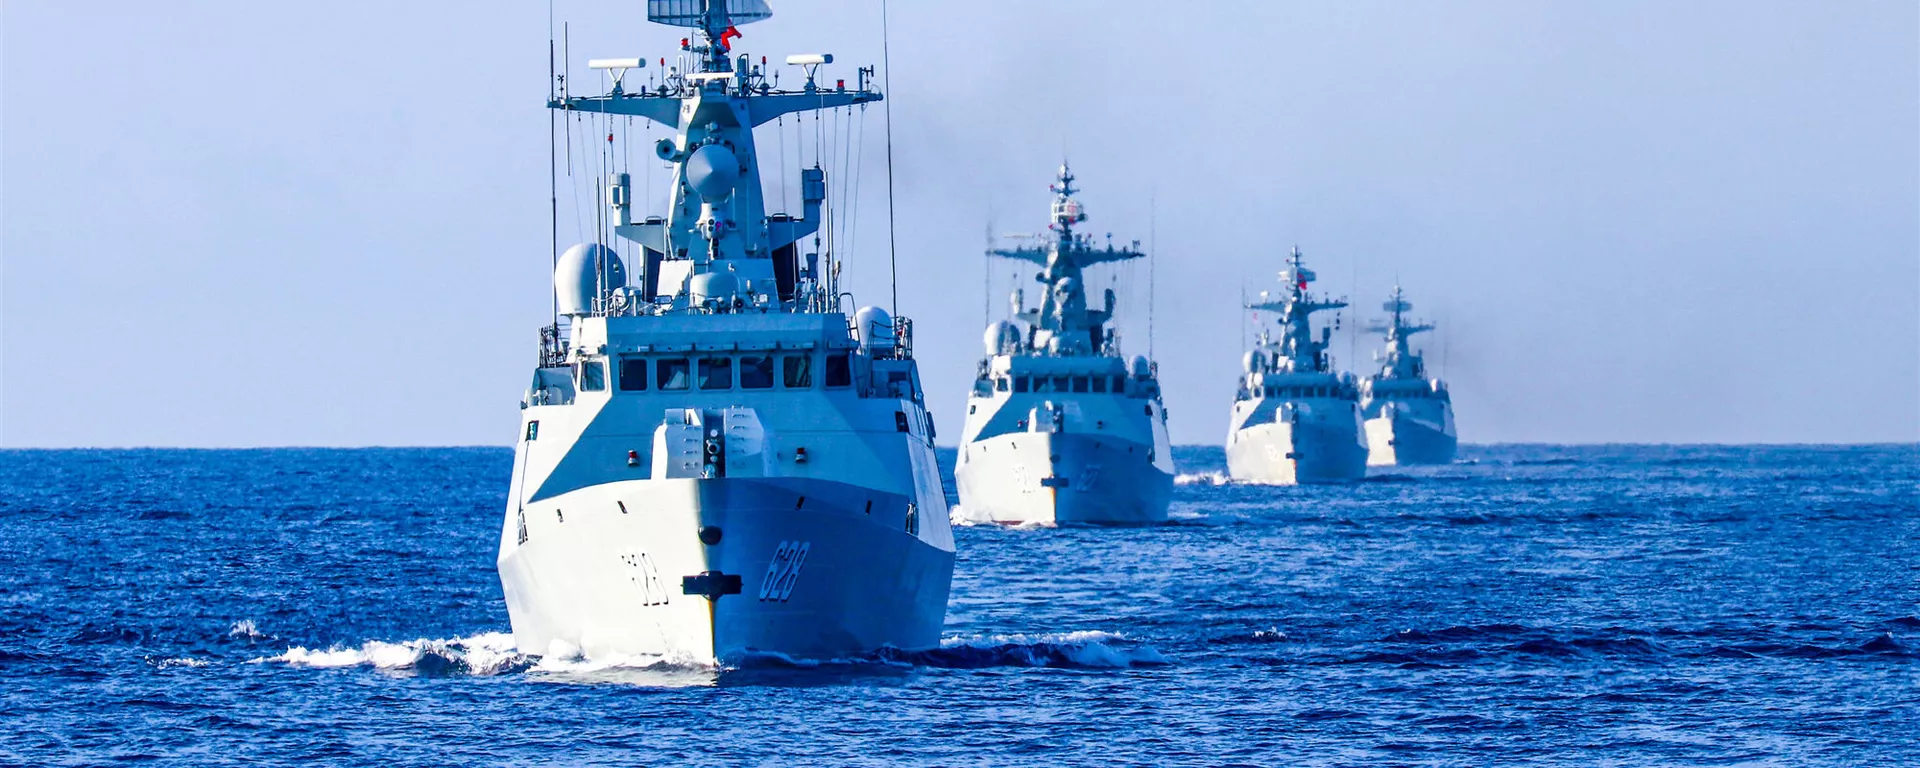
[881,0,900,314]
[548,4,559,328]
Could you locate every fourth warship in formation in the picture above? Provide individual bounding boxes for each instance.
[1226,248,1368,484]
[496,0,952,662]
[955,164,1174,524]
[1360,285,1458,465]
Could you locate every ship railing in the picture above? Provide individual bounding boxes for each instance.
[891,317,915,360]
[538,324,567,369]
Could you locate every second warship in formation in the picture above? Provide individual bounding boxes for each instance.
[1360,285,1458,465]
[1226,248,1368,484]
[496,0,953,662]
[955,164,1174,524]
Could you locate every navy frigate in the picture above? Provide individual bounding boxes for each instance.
[1226,248,1367,484]
[955,164,1174,524]
[1361,285,1458,465]
[498,0,953,662]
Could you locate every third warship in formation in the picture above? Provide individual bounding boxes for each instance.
[1360,285,1458,465]
[955,164,1174,524]
[496,0,952,662]
[1226,248,1368,484]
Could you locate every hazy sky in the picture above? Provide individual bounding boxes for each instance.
[4,1,1916,447]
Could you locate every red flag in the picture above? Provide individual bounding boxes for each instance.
[718,26,742,51]
[1296,275,1308,290]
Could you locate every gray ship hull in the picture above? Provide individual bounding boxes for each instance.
[956,432,1173,525]
[1226,419,1368,484]
[1364,411,1458,466]
[499,476,953,662]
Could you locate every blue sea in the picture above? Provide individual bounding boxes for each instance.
[2,444,1915,766]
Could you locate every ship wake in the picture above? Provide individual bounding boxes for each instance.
[250,629,1165,677]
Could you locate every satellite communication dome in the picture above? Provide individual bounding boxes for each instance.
[854,306,895,353]
[982,321,1020,356]
[554,243,626,316]
[1129,354,1152,379]
[687,270,740,307]
[685,144,741,202]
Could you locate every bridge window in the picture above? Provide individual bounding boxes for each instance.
[1052,376,1070,393]
[995,376,1010,392]
[782,355,812,388]
[1111,375,1126,393]
[699,357,732,390]
[658,358,691,390]
[618,357,648,391]
[1091,376,1107,393]
[740,356,774,389]
[824,352,852,388]
[1013,376,1030,393]
[1071,376,1089,392]
[579,360,606,392]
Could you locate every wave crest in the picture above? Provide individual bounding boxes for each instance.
[901,631,1168,669]
[254,632,534,676]
[1174,471,1231,486]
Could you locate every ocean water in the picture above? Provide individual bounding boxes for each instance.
[2,444,1915,766]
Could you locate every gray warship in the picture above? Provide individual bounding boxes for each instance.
[1360,285,1458,465]
[496,0,953,662]
[1226,248,1367,484]
[954,164,1174,524]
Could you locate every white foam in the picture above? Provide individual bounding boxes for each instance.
[1174,471,1231,486]
[942,630,1126,647]
[940,630,1164,668]
[228,619,269,640]
[255,631,527,675]
[948,504,990,527]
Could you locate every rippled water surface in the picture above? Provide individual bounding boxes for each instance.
[3,445,1916,765]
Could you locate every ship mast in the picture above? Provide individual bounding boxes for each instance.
[1248,247,1346,373]
[988,163,1145,356]
[549,0,880,317]
[1368,285,1435,379]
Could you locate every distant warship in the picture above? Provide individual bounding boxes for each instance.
[954,164,1174,524]
[1226,248,1367,484]
[497,0,952,662]
[1360,285,1457,465]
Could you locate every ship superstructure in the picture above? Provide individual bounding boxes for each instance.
[1226,248,1367,484]
[1360,286,1457,465]
[497,0,953,662]
[955,164,1174,524]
